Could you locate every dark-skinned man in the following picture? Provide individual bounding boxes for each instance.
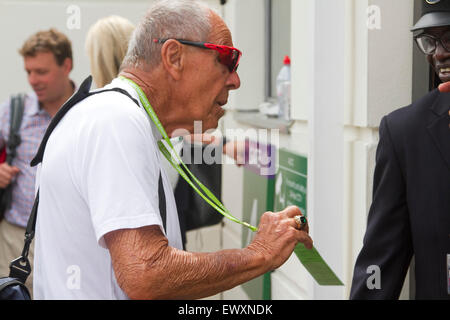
[351,0,450,300]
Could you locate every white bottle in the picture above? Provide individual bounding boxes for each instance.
[277,55,291,121]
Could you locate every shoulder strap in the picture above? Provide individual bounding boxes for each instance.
[9,190,38,283]
[158,173,166,232]
[6,94,25,164]
[31,76,138,167]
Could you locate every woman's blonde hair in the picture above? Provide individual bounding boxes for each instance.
[85,15,135,87]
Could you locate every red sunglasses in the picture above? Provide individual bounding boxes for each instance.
[154,39,242,73]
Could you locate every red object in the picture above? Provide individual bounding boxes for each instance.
[154,38,242,73]
[438,82,450,93]
[0,148,6,163]
[283,55,291,65]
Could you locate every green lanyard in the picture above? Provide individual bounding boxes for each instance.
[120,76,257,232]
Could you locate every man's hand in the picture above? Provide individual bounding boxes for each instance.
[183,133,218,145]
[105,206,313,299]
[438,82,450,93]
[223,139,246,166]
[0,163,20,188]
[248,206,313,272]
[184,134,247,166]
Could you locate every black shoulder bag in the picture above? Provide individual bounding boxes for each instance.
[0,76,167,299]
[0,94,25,222]
[175,142,224,238]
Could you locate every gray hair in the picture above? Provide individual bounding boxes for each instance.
[121,0,212,70]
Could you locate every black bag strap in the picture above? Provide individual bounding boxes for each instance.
[158,174,166,232]
[9,190,38,283]
[11,76,167,284]
[31,76,138,166]
[0,94,25,217]
[6,93,25,165]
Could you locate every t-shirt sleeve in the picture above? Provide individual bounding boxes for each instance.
[76,95,164,248]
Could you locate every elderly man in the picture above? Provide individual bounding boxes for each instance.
[33,0,312,299]
[351,0,450,300]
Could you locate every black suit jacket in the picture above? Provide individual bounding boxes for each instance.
[350,89,450,300]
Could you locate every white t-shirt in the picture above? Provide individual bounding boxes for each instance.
[33,78,183,300]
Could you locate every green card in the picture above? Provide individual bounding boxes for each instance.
[276,149,343,286]
[294,244,343,286]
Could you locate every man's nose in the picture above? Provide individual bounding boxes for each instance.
[227,71,241,90]
[434,41,450,62]
[28,73,38,86]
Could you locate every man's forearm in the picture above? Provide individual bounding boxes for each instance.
[107,207,312,300]
[106,225,269,300]
[144,246,267,300]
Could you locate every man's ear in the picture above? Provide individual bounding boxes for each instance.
[160,40,184,81]
[62,57,73,74]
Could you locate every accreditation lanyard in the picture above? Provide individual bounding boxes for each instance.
[120,76,257,232]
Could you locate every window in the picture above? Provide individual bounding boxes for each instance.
[266,0,291,100]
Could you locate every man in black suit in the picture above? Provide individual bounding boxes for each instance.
[350,0,450,299]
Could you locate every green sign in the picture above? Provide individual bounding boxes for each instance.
[275,149,343,286]
[241,141,275,300]
[275,149,307,217]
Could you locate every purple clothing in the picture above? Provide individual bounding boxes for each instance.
[0,92,51,228]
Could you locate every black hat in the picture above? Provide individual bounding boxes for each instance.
[412,0,450,31]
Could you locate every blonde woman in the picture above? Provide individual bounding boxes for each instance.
[85,15,135,88]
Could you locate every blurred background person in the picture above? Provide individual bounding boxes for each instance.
[85,15,135,89]
[0,28,75,295]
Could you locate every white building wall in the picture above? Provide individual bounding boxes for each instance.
[219,0,415,300]
[0,0,416,300]
[0,0,222,101]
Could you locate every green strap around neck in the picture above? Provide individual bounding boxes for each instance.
[119,76,257,232]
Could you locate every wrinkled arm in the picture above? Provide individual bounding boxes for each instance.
[105,206,313,300]
[105,225,265,300]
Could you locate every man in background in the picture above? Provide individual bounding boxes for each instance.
[351,0,450,299]
[0,28,75,294]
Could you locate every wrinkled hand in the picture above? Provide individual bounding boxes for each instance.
[248,206,313,272]
[0,163,20,189]
[438,82,450,93]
